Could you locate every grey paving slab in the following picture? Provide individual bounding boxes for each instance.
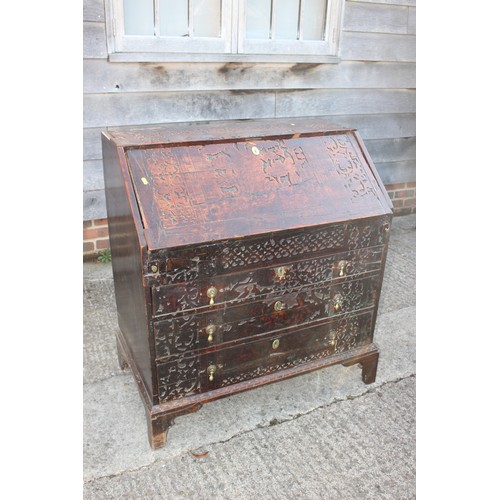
[83,279,122,384]
[84,376,416,500]
[378,214,416,315]
[83,214,416,497]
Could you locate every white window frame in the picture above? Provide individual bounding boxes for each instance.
[105,0,344,63]
[110,0,233,54]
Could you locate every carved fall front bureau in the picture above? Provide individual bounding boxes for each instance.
[102,116,393,449]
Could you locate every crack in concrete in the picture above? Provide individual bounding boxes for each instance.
[84,459,160,485]
[210,373,415,445]
[84,373,415,484]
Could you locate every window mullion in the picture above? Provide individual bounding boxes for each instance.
[322,0,330,41]
[219,0,223,35]
[188,0,194,37]
[297,0,303,40]
[154,0,160,37]
[270,0,275,40]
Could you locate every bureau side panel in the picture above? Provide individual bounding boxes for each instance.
[102,135,155,402]
[352,130,394,212]
[368,214,393,343]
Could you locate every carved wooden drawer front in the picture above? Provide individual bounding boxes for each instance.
[145,219,390,286]
[156,356,207,403]
[215,313,373,389]
[156,311,373,402]
[151,246,384,317]
[153,275,379,359]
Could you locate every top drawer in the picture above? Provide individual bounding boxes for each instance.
[151,245,384,317]
[144,217,391,286]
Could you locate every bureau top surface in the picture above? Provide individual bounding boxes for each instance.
[106,117,392,250]
[106,116,352,147]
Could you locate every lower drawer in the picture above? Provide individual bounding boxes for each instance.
[156,311,373,403]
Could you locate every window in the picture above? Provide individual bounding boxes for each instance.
[106,0,344,62]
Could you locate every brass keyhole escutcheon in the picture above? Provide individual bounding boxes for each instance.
[338,260,346,277]
[275,266,288,281]
[272,339,280,350]
[274,300,286,312]
[207,286,218,305]
[208,364,216,382]
[206,324,216,343]
[151,264,158,273]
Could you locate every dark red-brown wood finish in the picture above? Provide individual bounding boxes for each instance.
[102,116,393,449]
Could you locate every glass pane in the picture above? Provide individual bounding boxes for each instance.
[274,0,300,40]
[246,0,271,39]
[159,0,189,36]
[123,0,154,35]
[301,0,327,40]
[192,0,221,37]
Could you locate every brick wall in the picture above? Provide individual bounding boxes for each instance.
[83,183,416,260]
[385,182,417,216]
[83,218,110,260]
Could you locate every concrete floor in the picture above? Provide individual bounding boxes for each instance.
[83,214,416,499]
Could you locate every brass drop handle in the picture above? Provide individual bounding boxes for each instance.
[338,260,347,277]
[205,324,216,343]
[207,364,216,382]
[274,300,286,312]
[333,294,342,312]
[328,333,336,347]
[275,266,289,281]
[207,286,218,305]
[272,339,280,350]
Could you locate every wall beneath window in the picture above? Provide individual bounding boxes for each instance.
[83,0,416,223]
